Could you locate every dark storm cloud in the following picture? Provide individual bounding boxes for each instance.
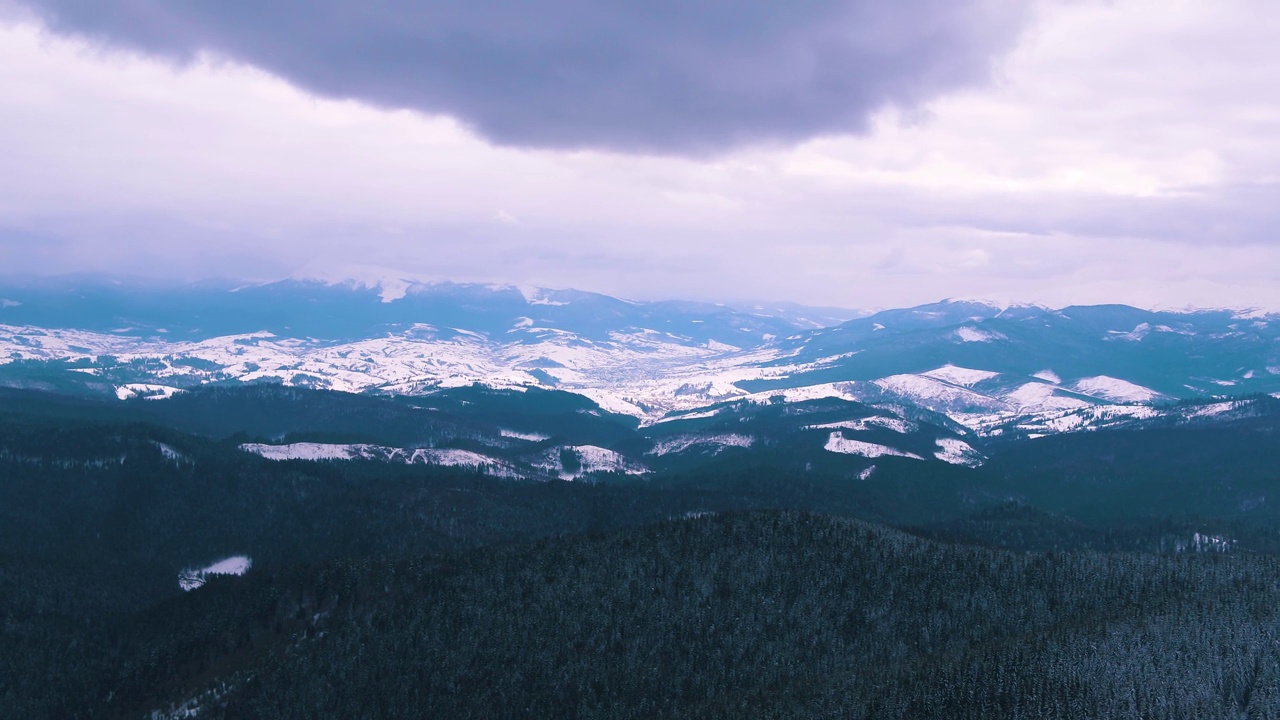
[22,0,1027,154]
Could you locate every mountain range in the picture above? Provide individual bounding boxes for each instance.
[7,274,1280,718]
[2,273,1275,439]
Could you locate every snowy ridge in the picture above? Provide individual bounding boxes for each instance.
[958,404,1162,437]
[178,556,252,592]
[954,326,1005,343]
[500,429,550,442]
[5,290,1279,444]
[1070,376,1165,403]
[873,374,1006,414]
[922,364,999,386]
[1003,382,1091,412]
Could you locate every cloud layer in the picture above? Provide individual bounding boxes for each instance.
[21,0,1026,154]
[1,1,1279,311]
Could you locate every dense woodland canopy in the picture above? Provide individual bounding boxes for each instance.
[4,386,1280,718]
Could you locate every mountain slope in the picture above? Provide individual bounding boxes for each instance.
[3,279,1278,436]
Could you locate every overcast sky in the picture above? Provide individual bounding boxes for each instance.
[1,0,1278,310]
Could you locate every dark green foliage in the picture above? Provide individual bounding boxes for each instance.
[7,387,1280,718]
[99,513,1280,719]
[978,410,1280,525]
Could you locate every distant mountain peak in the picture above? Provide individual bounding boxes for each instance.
[284,262,442,302]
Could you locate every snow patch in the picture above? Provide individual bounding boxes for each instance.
[953,326,1005,343]
[153,442,185,462]
[706,339,739,352]
[1180,402,1234,419]
[934,437,984,467]
[500,428,550,442]
[1003,382,1091,412]
[1032,369,1061,384]
[116,383,182,400]
[874,374,1004,413]
[922,364,999,386]
[804,416,916,434]
[179,556,251,591]
[1178,533,1235,553]
[823,432,923,460]
[648,433,754,456]
[1070,376,1164,403]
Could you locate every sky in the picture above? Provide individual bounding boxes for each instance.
[1,0,1279,310]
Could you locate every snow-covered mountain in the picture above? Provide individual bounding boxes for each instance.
[1,278,1277,438]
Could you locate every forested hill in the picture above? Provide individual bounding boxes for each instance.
[41,511,1280,719]
[5,387,1280,717]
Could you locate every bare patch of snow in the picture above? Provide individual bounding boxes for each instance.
[922,364,999,386]
[1003,382,1091,412]
[823,432,923,460]
[934,437,984,467]
[500,429,550,442]
[654,407,726,424]
[804,416,916,434]
[1032,369,1061,384]
[1070,376,1165,403]
[706,339,739,352]
[1108,322,1152,341]
[648,433,754,456]
[1181,402,1234,419]
[241,442,371,461]
[536,445,647,480]
[953,326,1005,343]
[116,383,182,400]
[874,374,1005,413]
[153,442,185,462]
[240,442,521,476]
[179,556,251,591]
